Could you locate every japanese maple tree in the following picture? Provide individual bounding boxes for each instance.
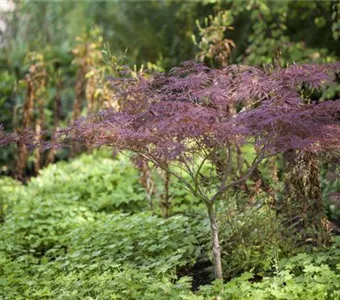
[1,61,339,280]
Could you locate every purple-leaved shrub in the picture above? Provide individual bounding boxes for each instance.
[1,61,339,280]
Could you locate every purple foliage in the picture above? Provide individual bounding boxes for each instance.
[0,61,339,160]
[58,62,340,158]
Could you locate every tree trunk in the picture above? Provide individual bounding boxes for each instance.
[34,77,46,175]
[70,67,85,157]
[15,77,34,181]
[33,121,41,174]
[207,203,223,281]
[46,78,62,165]
[139,161,155,212]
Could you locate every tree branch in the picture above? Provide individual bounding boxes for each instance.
[209,150,267,203]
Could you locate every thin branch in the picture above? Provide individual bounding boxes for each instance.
[219,144,232,191]
[137,152,206,202]
[209,150,267,204]
[194,150,215,195]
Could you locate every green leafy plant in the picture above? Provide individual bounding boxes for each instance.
[27,151,148,213]
[0,212,208,299]
[0,194,95,258]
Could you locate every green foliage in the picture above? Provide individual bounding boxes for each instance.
[193,10,235,67]
[3,1,338,72]
[0,151,148,258]
[28,151,148,213]
[331,2,340,41]
[0,151,207,258]
[0,190,95,258]
[0,150,339,298]
[0,152,210,298]
[198,1,339,65]
[0,71,16,128]
[4,229,340,299]
[0,71,18,171]
[0,257,196,300]
[0,213,206,299]
[50,212,204,273]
